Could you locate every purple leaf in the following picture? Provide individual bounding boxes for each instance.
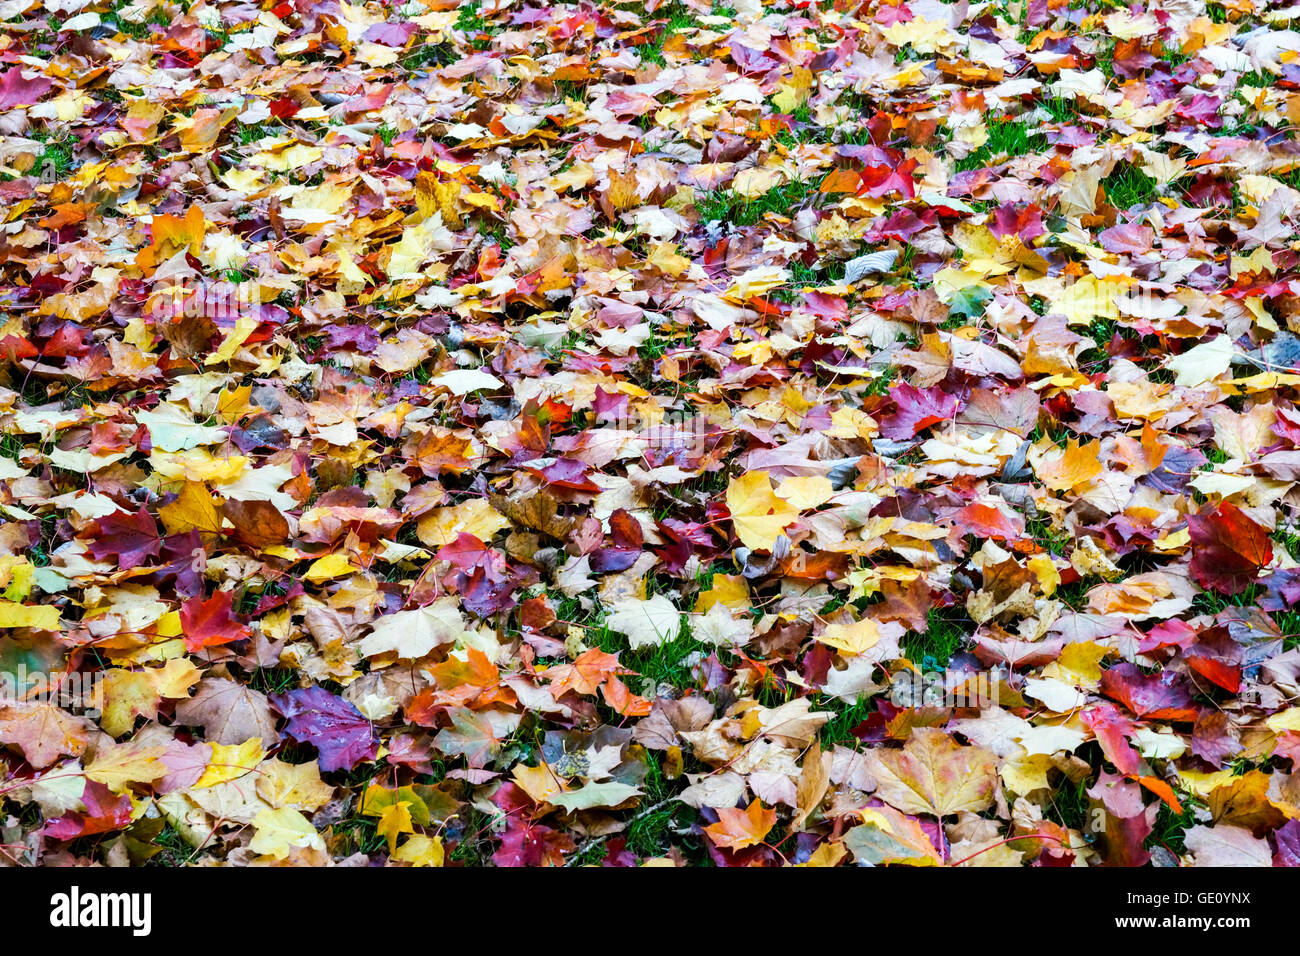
[271,686,378,772]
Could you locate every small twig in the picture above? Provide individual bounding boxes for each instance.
[564,796,676,866]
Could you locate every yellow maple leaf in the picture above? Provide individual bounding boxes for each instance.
[159,481,224,538]
[195,738,266,788]
[775,475,834,511]
[250,807,325,860]
[726,471,798,550]
[303,552,356,583]
[377,801,416,853]
[85,743,168,793]
[392,834,444,867]
[816,619,882,656]
[1037,439,1102,492]
[0,601,59,630]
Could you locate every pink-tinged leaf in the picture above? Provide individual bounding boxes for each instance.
[493,817,575,866]
[43,780,132,840]
[1081,704,1146,776]
[0,69,53,109]
[1098,222,1154,254]
[1099,663,1199,722]
[879,383,961,439]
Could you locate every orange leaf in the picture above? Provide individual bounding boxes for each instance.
[704,799,777,850]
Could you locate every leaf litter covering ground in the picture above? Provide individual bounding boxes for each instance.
[9,0,1300,870]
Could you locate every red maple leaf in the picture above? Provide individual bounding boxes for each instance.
[1188,502,1273,595]
[43,781,132,840]
[87,508,162,571]
[857,158,918,199]
[493,817,575,867]
[180,589,250,653]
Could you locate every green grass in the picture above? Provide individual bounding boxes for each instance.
[447,806,497,865]
[1190,583,1261,619]
[1239,70,1274,87]
[1147,796,1198,854]
[639,1,699,66]
[604,628,713,696]
[454,2,499,50]
[246,666,298,695]
[1055,577,1101,612]
[1103,163,1158,210]
[622,751,703,861]
[1027,513,1072,556]
[1094,40,1116,78]
[34,134,75,182]
[816,696,873,748]
[1274,528,1300,562]
[638,326,686,364]
[1276,608,1300,650]
[1038,94,1079,122]
[568,840,609,866]
[332,812,387,856]
[955,119,1047,172]
[865,365,898,397]
[143,823,198,867]
[900,607,971,671]
[484,223,514,252]
[695,179,818,226]
[104,3,170,39]
[235,123,283,145]
[780,260,822,296]
[1044,775,1091,834]
[401,42,457,69]
[0,433,22,463]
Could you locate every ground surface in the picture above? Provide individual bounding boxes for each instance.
[3,0,1300,867]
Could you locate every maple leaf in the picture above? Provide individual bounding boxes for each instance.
[433,707,521,768]
[726,471,799,551]
[493,818,575,867]
[1183,824,1272,867]
[550,781,641,813]
[86,508,162,570]
[43,781,132,841]
[1188,502,1273,595]
[180,589,251,653]
[843,806,944,866]
[174,678,279,747]
[85,742,168,792]
[879,383,961,439]
[1099,664,1199,722]
[250,807,326,860]
[222,498,290,548]
[704,799,778,850]
[0,69,53,109]
[1081,705,1146,777]
[271,687,379,773]
[359,599,470,659]
[0,703,91,769]
[605,595,681,649]
[1037,439,1103,492]
[864,728,998,817]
